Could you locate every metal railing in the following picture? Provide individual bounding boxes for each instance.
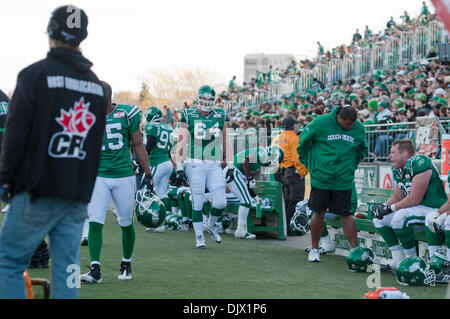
[234,21,448,109]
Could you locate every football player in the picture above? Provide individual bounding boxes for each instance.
[175,85,233,249]
[144,106,174,232]
[80,81,153,283]
[224,145,283,239]
[371,139,447,273]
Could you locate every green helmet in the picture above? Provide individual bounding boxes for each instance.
[414,93,427,102]
[218,214,232,230]
[346,246,375,272]
[196,85,216,112]
[395,256,435,286]
[164,213,182,231]
[429,249,448,274]
[145,106,162,122]
[266,145,284,165]
[289,200,311,236]
[392,98,404,108]
[368,99,378,111]
[135,189,166,228]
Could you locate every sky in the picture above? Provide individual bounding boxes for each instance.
[0,0,434,95]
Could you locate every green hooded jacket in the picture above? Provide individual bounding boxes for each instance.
[297,106,367,190]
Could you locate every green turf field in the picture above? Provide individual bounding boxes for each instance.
[1,211,447,299]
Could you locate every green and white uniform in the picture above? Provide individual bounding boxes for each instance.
[373,153,447,255]
[145,121,173,202]
[88,103,141,227]
[224,147,269,237]
[85,104,141,266]
[180,107,228,242]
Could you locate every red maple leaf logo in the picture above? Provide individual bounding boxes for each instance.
[56,97,95,134]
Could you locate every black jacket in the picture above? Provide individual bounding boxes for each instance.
[0,47,106,202]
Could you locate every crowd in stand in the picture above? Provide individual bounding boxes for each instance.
[200,2,450,158]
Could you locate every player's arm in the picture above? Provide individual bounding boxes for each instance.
[131,130,151,176]
[386,170,431,210]
[145,135,157,154]
[384,184,406,206]
[176,122,189,171]
[242,155,252,178]
[222,121,233,168]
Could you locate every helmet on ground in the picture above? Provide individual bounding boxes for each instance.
[196,85,216,112]
[395,256,435,286]
[164,213,182,231]
[289,200,311,236]
[346,246,375,272]
[429,248,448,274]
[218,214,232,230]
[135,189,166,228]
[145,106,162,122]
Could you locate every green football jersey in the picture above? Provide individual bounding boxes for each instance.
[180,107,227,161]
[98,104,142,178]
[392,153,447,208]
[145,121,173,166]
[234,147,267,175]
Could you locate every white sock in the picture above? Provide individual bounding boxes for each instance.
[237,223,247,233]
[172,207,180,215]
[447,248,450,261]
[193,222,204,238]
[428,245,440,258]
[404,247,417,257]
[82,219,89,239]
[202,214,208,223]
[122,258,131,263]
[208,215,219,228]
[390,248,405,269]
[238,205,250,227]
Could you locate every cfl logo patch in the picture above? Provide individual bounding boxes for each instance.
[48,97,96,160]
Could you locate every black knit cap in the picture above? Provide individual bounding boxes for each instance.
[47,5,88,46]
[283,118,297,129]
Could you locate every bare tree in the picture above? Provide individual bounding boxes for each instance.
[141,65,226,110]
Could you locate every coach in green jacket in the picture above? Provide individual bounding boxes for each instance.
[297,106,367,263]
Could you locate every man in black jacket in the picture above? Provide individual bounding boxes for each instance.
[0,5,106,299]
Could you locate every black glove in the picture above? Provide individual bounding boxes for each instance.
[247,176,256,189]
[132,160,139,175]
[370,204,393,219]
[176,170,188,186]
[140,174,154,192]
[225,167,235,183]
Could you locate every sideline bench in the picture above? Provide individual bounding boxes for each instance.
[326,187,428,261]
[225,180,286,240]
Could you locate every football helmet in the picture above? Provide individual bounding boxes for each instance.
[346,246,375,272]
[429,248,448,274]
[164,213,183,231]
[196,85,216,113]
[218,214,232,230]
[265,145,284,165]
[145,106,162,123]
[135,188,166,228]
[289,200,311,236]
[395,256,436,286]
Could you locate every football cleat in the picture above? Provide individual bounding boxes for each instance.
[80,237,88,246]
[308,248,320,262]
[203,223,222,243]
[234,230,256,240]
[435,261,450,284]
[118,261,132,281]
[80,264,102,283]
[196,234,206,249]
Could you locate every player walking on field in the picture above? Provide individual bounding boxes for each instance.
[144,106,174,232]
[176,85,233,249]
[80,81,153,283]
